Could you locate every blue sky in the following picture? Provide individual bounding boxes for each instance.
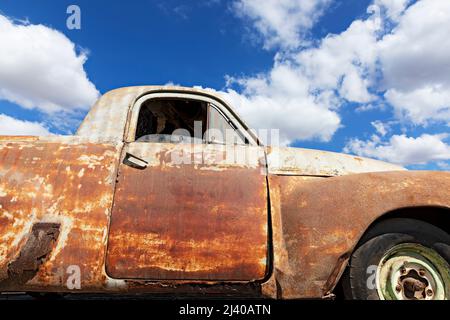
[0,0,449,170]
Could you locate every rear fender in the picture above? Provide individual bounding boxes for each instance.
[264,171,450,299]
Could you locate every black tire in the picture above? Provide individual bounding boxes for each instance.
[342,218,450,300]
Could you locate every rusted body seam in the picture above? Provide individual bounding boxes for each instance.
[100,141,126,287]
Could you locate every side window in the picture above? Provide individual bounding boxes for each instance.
[135,98,207,144]
[207,105,246,145]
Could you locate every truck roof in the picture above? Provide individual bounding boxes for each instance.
[76,85,250,141]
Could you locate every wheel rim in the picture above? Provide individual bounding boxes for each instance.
[376,243,450,300]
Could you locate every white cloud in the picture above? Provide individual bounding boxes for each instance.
[226,4,380,144]
[344,133,450,166]
[0,113,51,136]
[224,73,341,144]
[371,120,389,136]
[233,0,331,49]
[379,0,450,125]
[229,0,450,156]
[374,0,411,21]
[385,86,450,125]
[294,17,379,102]
[0,15,99,114]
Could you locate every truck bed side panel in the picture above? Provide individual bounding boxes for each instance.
[0,140,121,292]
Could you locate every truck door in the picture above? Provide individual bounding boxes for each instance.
[106,95,269,281]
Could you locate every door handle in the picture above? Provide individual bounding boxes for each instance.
[123,152,148,170]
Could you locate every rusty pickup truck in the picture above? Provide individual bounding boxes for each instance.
[0,86,449,300]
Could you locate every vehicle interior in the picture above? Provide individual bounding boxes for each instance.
[135,98,246,145]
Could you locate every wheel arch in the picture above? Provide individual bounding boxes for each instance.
[354,205,450,250]
[333,205,450,298]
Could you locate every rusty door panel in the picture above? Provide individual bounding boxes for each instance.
[106,143,269,281]
[0,140,121,291]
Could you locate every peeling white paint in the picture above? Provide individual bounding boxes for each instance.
[0,185,6,197]
[77,154,105,169]
[105,277,127,290]
[267,147,405,176]
[0,211,13,220]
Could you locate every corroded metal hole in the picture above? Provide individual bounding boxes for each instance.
[0,222,60,290]
[399,269,429,300]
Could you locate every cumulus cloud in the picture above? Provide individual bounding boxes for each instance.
[224,62,341,144]
[379,0,450,126]
[344,133,450,166]
[233,0,331,49]
[293,17,379,103]
[385,87,450,125]
[0,114,51,136]
[226,2,380,144]
[229,0,450,169]
[374,0,411,21]
[371,120,389,137]
[0,15,99,114]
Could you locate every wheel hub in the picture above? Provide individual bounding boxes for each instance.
[376,243,450,300]
[398,268,431,299]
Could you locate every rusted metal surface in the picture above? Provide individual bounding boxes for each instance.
[106,142,268,281]
[76,87,137,141]
[0,138,121,292]
[76,86,258,144]
[0,223,60,289]
[266,146,405,177]
[8,223,60,282]
[121,280,261,297]
[264,171,450,299]
[0,136,39,142]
